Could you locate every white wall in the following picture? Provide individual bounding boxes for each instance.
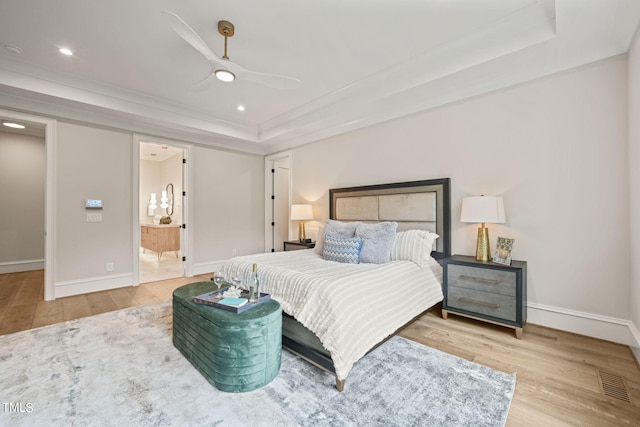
[0,132,45,272]
[55,122,134,295]
[288,55,632,343]
[628,29,640,359]
[51,122,265,296]
[192,146,264,274]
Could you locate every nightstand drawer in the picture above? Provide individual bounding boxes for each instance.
[447,264,516,297]
[447,286,516,322]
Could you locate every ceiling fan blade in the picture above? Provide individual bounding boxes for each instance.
[191,72,216,92]
[165,12,300,90]
[163,11,222,67]
[239,70,301,90]
[220,59,300,90]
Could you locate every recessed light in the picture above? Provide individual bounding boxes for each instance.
[59,47,73,56]
[237,105,245,112]
[150,153,157,157]
[2,122,26,129]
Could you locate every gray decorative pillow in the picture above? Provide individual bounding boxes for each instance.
[355,222,398,264]
[314,225,325,254]
[325,219,360,237]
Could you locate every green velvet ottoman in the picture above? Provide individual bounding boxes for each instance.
[172,281,282,393]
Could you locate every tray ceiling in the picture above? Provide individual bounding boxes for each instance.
[0,0,638,154]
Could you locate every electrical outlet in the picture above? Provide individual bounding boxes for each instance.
[232,249,237,257]
[106,262,114,272]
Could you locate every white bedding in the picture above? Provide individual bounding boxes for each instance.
[220,249,443,381]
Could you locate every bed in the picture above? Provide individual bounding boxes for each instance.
[220,178,451,391]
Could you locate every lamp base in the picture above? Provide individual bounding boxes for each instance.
[476,226,491,262]
[298,222,306,242]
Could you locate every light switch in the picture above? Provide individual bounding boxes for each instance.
[87,212,102,222]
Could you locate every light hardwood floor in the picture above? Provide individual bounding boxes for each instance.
[0,270,211,334]
[1,270,639,425]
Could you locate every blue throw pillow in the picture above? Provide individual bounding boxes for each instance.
[323,233,363,264]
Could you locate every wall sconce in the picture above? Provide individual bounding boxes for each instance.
[460,195,506,262]
[160,191,168,209]
[148,193,157,216]
[290,204,313,242]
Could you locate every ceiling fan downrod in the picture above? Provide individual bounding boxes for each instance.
[218,20,234,60]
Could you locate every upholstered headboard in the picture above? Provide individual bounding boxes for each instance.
[329,178,451,260]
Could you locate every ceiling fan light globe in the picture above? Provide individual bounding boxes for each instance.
[214,69,235,82]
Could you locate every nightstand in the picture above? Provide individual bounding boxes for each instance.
[284,240,316,251]
[442,255,527,338]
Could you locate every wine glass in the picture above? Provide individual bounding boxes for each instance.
[213,273,225,292]
[231,270,242,289]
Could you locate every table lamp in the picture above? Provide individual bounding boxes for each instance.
[460,196,506,262]
[290,204,314,242]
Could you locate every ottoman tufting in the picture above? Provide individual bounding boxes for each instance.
[172,281,282,392]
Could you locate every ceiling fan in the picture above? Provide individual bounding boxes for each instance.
[163,11,300,90]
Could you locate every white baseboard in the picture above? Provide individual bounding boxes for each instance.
[528,302,640,364]
[629,322,640,365]
[0,259,44,274]
[55,273,134,298]
[192,260,227,276]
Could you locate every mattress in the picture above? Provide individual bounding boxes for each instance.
[220,249,443,380]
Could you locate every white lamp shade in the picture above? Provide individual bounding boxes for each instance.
[290,204,313,221]
[460,196,506,224]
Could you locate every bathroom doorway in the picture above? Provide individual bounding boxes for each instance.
[138,141,185,283]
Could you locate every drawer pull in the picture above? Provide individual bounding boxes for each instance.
[459,275,500,285]
[458,297,501,309]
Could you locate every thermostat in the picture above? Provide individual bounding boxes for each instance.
[85,199,103,209]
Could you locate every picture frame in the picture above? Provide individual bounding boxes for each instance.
[493,237,514,265]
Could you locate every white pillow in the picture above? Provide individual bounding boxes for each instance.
[390,229,439,266]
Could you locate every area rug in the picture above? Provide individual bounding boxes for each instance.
[0,302,515,426]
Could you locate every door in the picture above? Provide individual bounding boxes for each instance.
[265,153,291,252]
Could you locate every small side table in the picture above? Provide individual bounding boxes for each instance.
[284,240,315,251]
[172,282,282,392]
[442,255,527,338]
